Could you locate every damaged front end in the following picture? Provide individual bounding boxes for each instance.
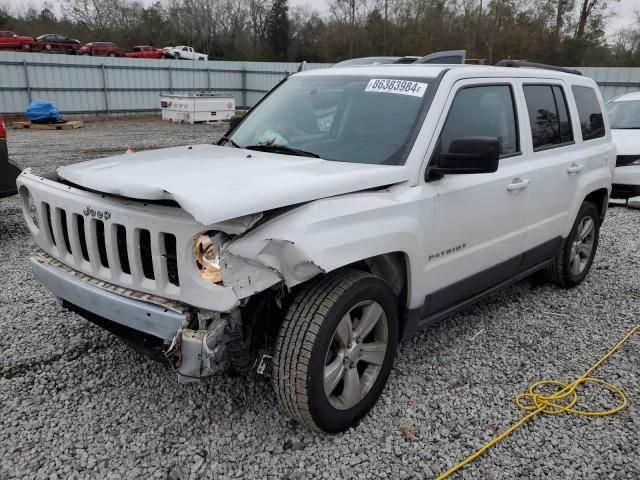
[19,169,331,383]
[165,308,251,383]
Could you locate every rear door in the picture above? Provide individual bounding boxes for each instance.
[418,79,536,318]
[517,81,607,257]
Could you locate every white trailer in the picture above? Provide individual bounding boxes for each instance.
[160,94,235,124]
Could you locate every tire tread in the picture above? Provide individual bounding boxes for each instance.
[272,270,375,431]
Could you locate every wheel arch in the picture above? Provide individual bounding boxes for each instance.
[342,251,413,340]
[583,188,609,224]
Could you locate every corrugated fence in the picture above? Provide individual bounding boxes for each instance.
[0,52,639,115]
[0,51,328,114]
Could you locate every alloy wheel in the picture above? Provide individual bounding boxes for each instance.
[570,216,595,275]
[323,300,389,410]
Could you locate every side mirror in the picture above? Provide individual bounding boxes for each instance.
[228,115,243,131]
[429,136,500,177]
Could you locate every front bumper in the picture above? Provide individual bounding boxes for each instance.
[612,165,640,199]
[31,254,240,381]
[31,255,188,342]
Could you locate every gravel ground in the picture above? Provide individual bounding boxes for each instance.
[1,117,639,480]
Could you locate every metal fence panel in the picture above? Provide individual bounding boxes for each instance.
[2,52,639,114]
[0,52,330,114]
[578,67,640,100]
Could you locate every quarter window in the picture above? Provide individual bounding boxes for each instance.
[438,85,519,157]
[572,86,605,140]
[523,85,574,150]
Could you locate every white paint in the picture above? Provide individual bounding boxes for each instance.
[22,64,615,318]
[57,144,411,226]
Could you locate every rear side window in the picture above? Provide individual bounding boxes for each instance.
[523,85,573,151]
[572,86,605,140]
[438,85,519,157]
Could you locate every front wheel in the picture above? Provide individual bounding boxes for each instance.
[272,270,399,432]
[539,201,600,287]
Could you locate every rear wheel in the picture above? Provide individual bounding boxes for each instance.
[539,201,600,287]
[272,270,399,432]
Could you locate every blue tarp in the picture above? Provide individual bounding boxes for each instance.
[25,100,62,123]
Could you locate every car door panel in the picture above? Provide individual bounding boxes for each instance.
[416,79,536,318]
[517,80,603,251]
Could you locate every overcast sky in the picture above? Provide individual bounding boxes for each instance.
[1,0,638,38]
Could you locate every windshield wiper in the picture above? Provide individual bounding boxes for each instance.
[218,136,240,148]
[244,144,320,158]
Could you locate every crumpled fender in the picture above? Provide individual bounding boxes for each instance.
[218,187,423,302]
[221,238,325,298]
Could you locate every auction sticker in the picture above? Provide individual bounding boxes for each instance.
[365,79,428,97]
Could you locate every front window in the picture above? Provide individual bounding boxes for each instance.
[438,85,519,157]
[607,100,640,130]
[229,75,433,165]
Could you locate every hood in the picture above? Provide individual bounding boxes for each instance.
[611,129,640,156]
[57,144,410,225]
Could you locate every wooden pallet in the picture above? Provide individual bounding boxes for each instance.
[11,121,84,130]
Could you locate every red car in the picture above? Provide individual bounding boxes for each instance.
[125,45,164,59]
[0,30,34,50]
[0,117,22,198]
[78,42,120,57]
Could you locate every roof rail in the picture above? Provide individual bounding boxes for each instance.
[495,60,582,76]
[415,50,466,65]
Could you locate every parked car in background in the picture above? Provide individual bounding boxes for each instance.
[0,117,21,198]
[34,34,82,54]
[0,30,34,50]
[607,91,640,200]
[126,45,165,59]
[78,42,120,57]
[163,45,208,60]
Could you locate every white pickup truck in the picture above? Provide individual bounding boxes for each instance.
[18,62,615,432]
[164,45,207,61]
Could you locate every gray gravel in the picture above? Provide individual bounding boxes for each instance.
[1,117,639,479]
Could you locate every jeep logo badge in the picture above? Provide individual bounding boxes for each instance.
[83,206,111,220]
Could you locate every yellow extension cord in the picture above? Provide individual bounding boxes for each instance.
[435,324,639,480]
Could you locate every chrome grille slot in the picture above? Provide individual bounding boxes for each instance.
[76,215,90,262]
[139,229,155,280]
[163,233,180,287]
[116,225,131,275]
[95,220,109,268]
[59,209,72,254]
[44,203,56,246]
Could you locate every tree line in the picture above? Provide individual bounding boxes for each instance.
[0,0,638,66]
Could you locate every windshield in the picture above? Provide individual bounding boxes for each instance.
[607,100,640,129]
[229,75,433,165]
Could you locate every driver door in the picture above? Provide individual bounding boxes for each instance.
[418,79,535,318]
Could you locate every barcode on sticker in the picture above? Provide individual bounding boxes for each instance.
[365,79,428,97]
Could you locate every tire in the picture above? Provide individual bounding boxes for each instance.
[108,52,116,57]
[539,201,600,287]
[272,270,399,432]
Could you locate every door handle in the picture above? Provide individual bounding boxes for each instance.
[506,178,530,192]
[567,163,584,174]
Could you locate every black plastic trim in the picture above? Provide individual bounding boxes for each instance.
[611,183,640,200]
[62,300,170,364]
[402,236,563,340]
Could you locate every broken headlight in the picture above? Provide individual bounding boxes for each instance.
[194,233,226,284]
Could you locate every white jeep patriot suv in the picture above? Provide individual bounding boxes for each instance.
[17,63,615,432]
